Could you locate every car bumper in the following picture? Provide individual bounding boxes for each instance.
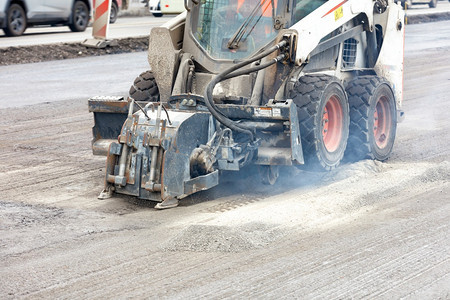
[149,7,161,13]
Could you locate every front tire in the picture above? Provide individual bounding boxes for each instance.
[260,165,279,185]
[429,0,437,8]
[3,4,27,37]
[69,1,89,32]
[345,76,397,162]
[129,70,160,102]
[291,75,349,171]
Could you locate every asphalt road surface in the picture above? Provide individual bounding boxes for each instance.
[0,21,449,298]
[0,52,148,108]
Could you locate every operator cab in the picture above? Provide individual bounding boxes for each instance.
[190,0,328,60]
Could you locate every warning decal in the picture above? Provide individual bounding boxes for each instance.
[255,107,273,117]
[334,6,343,21]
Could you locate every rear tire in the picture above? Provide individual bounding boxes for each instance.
[129,70,160,102]
[345,76,397,162]
[69,1,89,32]
[110,2,119,24]
[152,3,163,17]
[3,4,27,37]
[291,75,349,171]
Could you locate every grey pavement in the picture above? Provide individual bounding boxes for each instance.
[0,52,149,108]
[0,16,173,48]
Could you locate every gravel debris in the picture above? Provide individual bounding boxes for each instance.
[0,36,149,66]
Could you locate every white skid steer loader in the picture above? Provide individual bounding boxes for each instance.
[89,0,405,209]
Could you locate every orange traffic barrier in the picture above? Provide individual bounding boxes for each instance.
[93,0,111,39]
[82,0,117,48]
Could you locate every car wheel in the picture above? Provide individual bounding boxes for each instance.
[152,3,163,17]
[69,1,89,32]
[110,1,118,24]
[3,4,27,37]
[429,0,437,8]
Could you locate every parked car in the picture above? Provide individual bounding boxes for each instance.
[395,0,439,8]
[0,0,91,36]
[149,0,184,17]
[148,0,163,17]
[0,0,121,37]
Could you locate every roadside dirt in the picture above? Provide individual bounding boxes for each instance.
[0,37,149,66]
[0,23,449,298]
[407,11,450,24]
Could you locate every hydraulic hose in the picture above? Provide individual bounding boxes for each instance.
[204,40,287,140]
[224,53,286,80]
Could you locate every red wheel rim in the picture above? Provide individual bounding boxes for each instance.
[322,95,343,152]
[374,96,391,148]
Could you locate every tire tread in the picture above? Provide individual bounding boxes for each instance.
[291,75,348,171]
[129,70,160,102]
[345,76,396,162]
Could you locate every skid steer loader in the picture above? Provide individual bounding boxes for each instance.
[89,0,405,209]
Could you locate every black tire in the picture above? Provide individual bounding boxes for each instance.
[69,1,89,32]
[429,0,437,8]
[110,2,119,24]
[291,75,349,171]
[3,4,27,37]
[129,70,160,102]
[152,3,163,17]
[345,76,397,162]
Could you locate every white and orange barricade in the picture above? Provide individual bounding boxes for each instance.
[82,0,118,48]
